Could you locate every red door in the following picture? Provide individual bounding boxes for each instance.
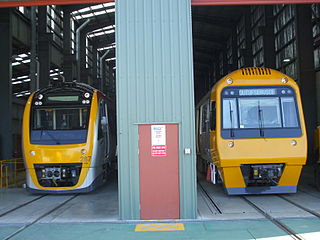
[139,124,180,219]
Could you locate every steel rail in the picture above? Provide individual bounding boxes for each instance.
[242,196,303,240]
[3,194,79,240]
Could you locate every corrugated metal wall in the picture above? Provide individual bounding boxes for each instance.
[116,0,196,219]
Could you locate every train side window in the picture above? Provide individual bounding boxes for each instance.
[98,100,106,140]
[200,102,209,133]
[210,101,216,131]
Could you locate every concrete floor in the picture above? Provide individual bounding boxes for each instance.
[1,169,320,239]
[0,178,118,224]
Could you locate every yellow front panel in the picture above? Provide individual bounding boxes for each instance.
[220,167,246,188]
[210,68,307,190]
[22,91,100,190]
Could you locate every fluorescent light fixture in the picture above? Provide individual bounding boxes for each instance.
[22,59,31,64]
[12,81,22,85]
[106,57,116,62]
[97,44,116,51]
[17,75,28,80]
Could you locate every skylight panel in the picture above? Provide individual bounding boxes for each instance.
[91,4,104,10]
[106,57,116,62]
[78,7,91,13]
[12,81,22,85]
[97,44,116,51]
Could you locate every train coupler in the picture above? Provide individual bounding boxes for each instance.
[241,164,284,186]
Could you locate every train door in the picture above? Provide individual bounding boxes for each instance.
[104,102,110,158]
[199,102,211,162]
[209,101,217,162]
[97,99,107,164]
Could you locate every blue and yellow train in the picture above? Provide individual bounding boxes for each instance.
[22,81,116,193]
[197,67,307,195]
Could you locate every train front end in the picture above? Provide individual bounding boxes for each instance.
[23,83,99,193]
[215,68,307,195]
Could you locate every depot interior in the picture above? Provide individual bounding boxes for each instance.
[1,2,320,220]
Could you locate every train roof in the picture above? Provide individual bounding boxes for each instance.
[196,67,297,107]
[214,67,295,88]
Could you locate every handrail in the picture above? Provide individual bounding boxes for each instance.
[0,158,25,188]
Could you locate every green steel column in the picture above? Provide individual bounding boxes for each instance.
[296,5,317,164]
[0,8,12,160]
[116,0,196,220]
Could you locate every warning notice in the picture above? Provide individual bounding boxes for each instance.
[151,125,166,156]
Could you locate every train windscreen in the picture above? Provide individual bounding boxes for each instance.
[32,108,89,130]
[30,107,90,145]
[221,86,301,139]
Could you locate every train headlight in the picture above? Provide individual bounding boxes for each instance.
[226,78,233,85]
[82,100,86,104]
[291,140,297,146]
[38,94,43,100]
[281,77,288,83]
[86,100,90,104]
[81,149,87,155]
[30,150,36,156]
[84,92,90,98]
[228,141,234,148]
[35,102,39,106]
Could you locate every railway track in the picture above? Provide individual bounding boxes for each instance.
[1,194,79,240]
[0,195,47,218]
[199,180,320,239]
[242,196,304,240]
[198,181,222,214]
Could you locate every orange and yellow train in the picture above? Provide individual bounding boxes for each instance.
[196,67,307,195]
[23,81,116,193]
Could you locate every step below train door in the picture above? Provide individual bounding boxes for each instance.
[138,124,180,219]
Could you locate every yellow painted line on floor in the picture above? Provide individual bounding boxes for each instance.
[135,223,185,232]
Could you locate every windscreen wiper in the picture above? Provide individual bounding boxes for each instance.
[229,101,235,138]
[258,101,264,137]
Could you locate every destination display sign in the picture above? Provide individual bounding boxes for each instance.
[239,88,277,96]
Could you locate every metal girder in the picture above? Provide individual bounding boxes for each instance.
[0,8,13,160]
[193,51,213,62]
[62,4,96,12]
[82,14,115,33]
[12,10,31,49]
[0,0,114,8]
[191,0,317,5]
[193,32,226,46]
[194,61,212,69]
[192,14,236,29]
[193,44,217,51]
[93,37,115,49]
[193,50,213,60]
[100,47,115,56]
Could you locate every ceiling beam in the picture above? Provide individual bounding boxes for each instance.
[92,36,115,49]
[192,14,237,28]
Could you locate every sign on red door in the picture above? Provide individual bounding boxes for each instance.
[139,124,180,219]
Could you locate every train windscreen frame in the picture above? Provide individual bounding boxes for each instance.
[220,86,302,139]
[30,91,92,145]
